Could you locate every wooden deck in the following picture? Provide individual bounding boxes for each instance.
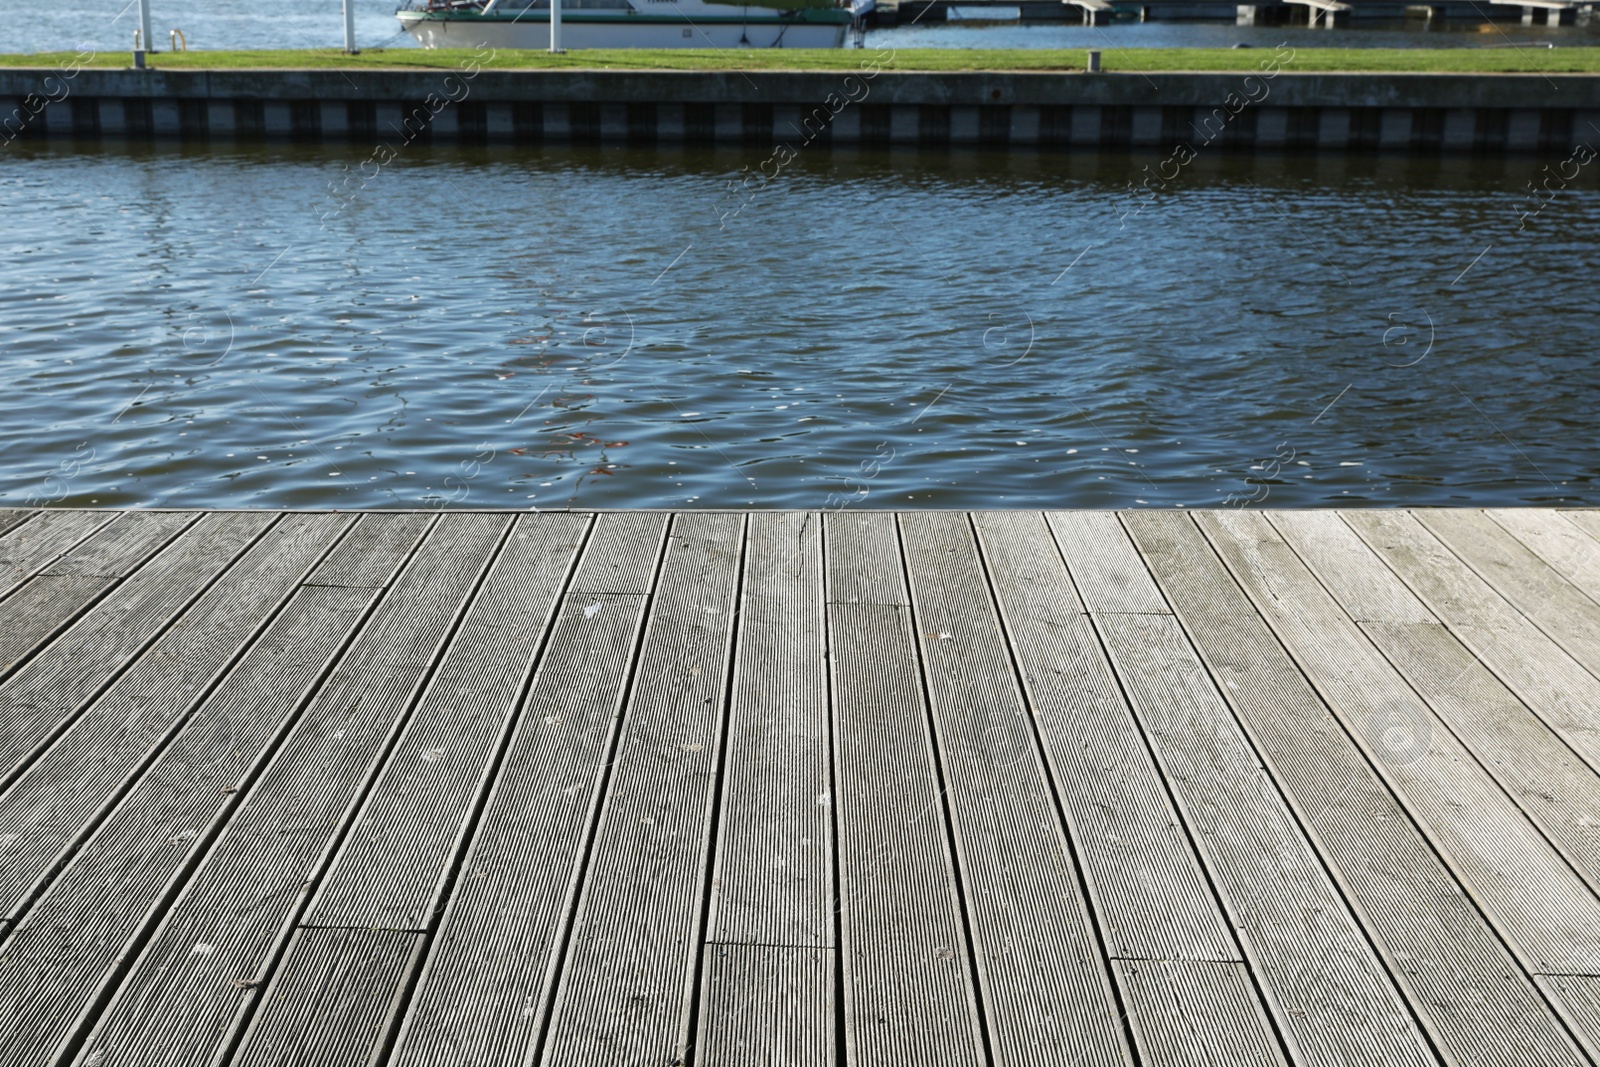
[1,507,1600,1067]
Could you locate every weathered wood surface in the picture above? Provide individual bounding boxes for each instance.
[0,508,1592,1066]
[825,511,984,1067]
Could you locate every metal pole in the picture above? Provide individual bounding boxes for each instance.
[343,0,359,54]
[550,0,565,53]
[138,0,153,53]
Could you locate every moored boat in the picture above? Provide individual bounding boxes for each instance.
[397,0,871,50]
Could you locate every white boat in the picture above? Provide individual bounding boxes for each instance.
[397,0,871,50]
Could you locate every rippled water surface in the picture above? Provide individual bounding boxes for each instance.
[2,142,1597,509]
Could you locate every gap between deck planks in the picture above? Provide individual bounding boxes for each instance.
[0,509,1593,1067]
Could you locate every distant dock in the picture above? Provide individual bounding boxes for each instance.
[873,0,1586,24]
[1,506,1600,1065]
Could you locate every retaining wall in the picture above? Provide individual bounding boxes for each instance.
[3,68,1597,152]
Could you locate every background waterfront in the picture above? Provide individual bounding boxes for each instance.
[13,0,1600,54]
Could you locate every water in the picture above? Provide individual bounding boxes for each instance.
[11,0,1600,53]
[11,0,418,55]
[2,141,1595,510]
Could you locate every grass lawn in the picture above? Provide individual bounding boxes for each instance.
[3,46,1599,74]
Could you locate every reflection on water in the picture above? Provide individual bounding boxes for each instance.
[1,141,1596,510]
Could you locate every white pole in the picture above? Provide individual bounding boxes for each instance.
[138,0,153,51]
[343,0,359,53]
[549,0,564,53]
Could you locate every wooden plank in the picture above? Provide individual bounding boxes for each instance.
[1411,509,1600,660]
[0,574,111,672]
[291,512,592,929]
[823,511,906,606]
[706,511,831,947]
[384,530,664,1067]
[1255,517,1435,628]
[1539,977,1600,1056]
[1336,509,1544,628]
[1488,509,1600,600]
[0,513,359,917]
[13,504,1600,1067]
[1364,619,1600,898]
[0,511,197,677]
[66,514,511,1067]
[1414,508,1600,679]
[1127,509,1592,1067]
[303,512,437,589]
[898,511,1130,1067]
[1044,510,1166,615]
[697,512,832,1064]
[569,511,669,595]
[234,928,423,1067]
[0,512,409,920]
[1314,512,1600,867]
[1049,510,1432,1067]
[699,944,832,1067]
[1114,960,1283,1067]
[40,511,195,578]
[1196,510,1600,976]
[539,513,745,1067]
[0,510,115,601]
[824,510,984,1067]
[975,511,1279,1066]
[0,511,278,780]
[0,510,35,540]
[0,581,380,1066]
[973,511,1239,963]
[1273,511,1600,891]
[1562,511,1600,571]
